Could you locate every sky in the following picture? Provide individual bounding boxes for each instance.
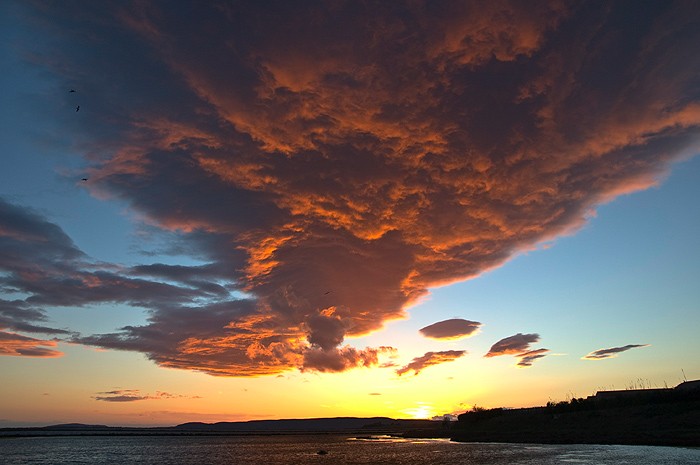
[0,1,699,427]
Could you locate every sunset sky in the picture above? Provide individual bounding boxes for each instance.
[1,1,699,427]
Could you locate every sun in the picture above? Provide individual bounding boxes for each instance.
[402,404,434,419]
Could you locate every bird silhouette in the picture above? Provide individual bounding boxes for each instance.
[81,178,88,182]
[324,291,332,295]
[76,106,80,112]
[69,89,76,93]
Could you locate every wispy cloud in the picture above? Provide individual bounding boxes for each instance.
[93,389,200,402]
[396,350,466,376]
[419,319,482,340]
[94,389,147,402]
[4,2,699,374]
[0,330,62,358]
[583,344,650,360]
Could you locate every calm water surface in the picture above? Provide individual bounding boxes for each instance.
[1,435,699,464]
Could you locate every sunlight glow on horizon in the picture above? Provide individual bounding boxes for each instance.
[1,0,699,427]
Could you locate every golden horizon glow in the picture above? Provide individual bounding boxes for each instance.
[2,1,699,428]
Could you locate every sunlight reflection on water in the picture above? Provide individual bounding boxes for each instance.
[1,435,699,465]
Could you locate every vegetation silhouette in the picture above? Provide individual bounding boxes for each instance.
[451,380,700,446]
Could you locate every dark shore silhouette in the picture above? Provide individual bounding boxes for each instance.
[0,417,437,438]
[2,381,697,446]
[449,380,700,447]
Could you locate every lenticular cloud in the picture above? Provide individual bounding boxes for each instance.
[419,319,482,340]
[583,344,650,360]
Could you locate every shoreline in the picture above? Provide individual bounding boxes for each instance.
[3,394,698,448]
[2,428,697,449]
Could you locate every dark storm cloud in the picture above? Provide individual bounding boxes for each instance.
[396,350,466,376]
[302,345,394,373]
[8,1,700,374]
[0,198,83,263]
[0,299,72,335]
[0,198,235,302]
[305,312,347,351]
[129,263,231,297]
[74,300,290,377]
[0,194,389,373]
[0,196,260,368]
[0,199,83,338]
[419,319,482,340]
[0,200,225,310]
[583,344,650,360]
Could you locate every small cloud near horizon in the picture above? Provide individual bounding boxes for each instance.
[93,389,201,402]
[583,344,650,360]
[419,319,482,340]
[396,350,466,376]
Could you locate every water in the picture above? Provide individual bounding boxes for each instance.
[1,435,699,464]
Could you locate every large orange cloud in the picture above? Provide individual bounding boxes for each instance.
[8,1,700,375]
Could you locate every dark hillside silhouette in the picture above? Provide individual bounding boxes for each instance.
[452,380,700,446]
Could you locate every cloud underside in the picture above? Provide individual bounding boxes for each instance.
[419,319,482,340]
[396,350,467,376]
[2,2,698,374]
[583,344,650,360]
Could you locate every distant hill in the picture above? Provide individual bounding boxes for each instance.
[0,417,440,437]
[175,417,433,432]
[41,423,110,430]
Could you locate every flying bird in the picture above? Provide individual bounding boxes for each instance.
[81,178,88,182]
[324,291,332,295]
[69,89,76,93]
[76,105,80,112]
